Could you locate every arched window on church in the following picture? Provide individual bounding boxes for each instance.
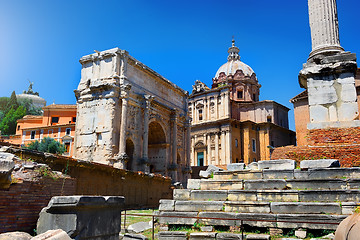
[237,90,243,99]
[198,109,203,121]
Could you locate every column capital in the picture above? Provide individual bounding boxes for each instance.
[120,84,131,98]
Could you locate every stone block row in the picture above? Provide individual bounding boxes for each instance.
[195,178,360,191]
[158,231,245,240]
[212,168,360,181]
[158,211,347,230]
[173,189,360,202]
[160,199,358,215]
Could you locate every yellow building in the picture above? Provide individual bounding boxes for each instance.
[189,40,295,167]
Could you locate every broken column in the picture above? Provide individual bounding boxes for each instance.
[299,0,359,129]
[37,196,125,240]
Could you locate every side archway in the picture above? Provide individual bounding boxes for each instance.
[148,121,167,174]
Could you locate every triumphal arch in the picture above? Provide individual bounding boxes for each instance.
[74,48,191,183]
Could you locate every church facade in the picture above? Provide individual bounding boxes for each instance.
[189,41,295,167]
[74,48,191,184]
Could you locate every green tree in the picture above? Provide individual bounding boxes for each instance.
[26,137,65,154]
[18,98,42,116]
[6,91,19,112]
[0,106,26,135]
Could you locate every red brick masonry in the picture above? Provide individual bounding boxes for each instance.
[272,127,360,167]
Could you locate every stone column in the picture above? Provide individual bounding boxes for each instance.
[299,0,359,129]
[170,110,178,181]
[191,136,195,166]
[224,92,230,118]
[207,134,211,165]
[185,119,191,169]
[221,130,226,165]
[115,84,131,169]
[215,133,219,166]
[308,0,343,58]
[142,95,154,173]
[225,129,232,164]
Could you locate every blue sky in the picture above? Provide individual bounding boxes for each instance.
[1,0,359,130]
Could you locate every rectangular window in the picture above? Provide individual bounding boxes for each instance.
[198,109,203,121]
[65,142,70,153]
[237,90,243,99]
[235,139,238,148]
[17,125,20,131]
[66,128,71,135]
[51,117,59,124]
[31,131,36,140]
[267,116,272,123]
[252,139,256,153]
[72,117,76,123]
[197,152,204,166]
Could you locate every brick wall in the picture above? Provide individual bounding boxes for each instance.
[272,126,360,167]
[0,177,76,234]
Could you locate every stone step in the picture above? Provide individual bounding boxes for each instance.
[199,178,355,191]
[173,189,360,202]
[160,200,351,215]
[158,211,347,230]
[212,168,360,181]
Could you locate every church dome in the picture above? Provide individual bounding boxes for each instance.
[214,40,255,79]
[17,94,46,109]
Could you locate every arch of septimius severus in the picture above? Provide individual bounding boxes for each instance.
[74,48,191,184]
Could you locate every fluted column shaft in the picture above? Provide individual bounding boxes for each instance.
[308,0,343,57]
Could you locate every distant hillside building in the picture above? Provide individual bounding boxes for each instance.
[16,82,46,109]
[7,104,77,156]
[189,40,295,167]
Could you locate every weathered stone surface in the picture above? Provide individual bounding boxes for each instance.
[227,163,245,171]
[299,190,360,202]
[158,231,188,240]
[189,232,216,239]
[200,165,224,178]
[120,233,148,240]
[191,190,228,201]
[347,179,360,189]
[286,179,347,190]
[32,229,71,240]
[199,212,238,226]
[200,226,213,232]
[228,190,257,201]
[341,202,360,215]
[174,189,191,200]
[0,153,15,189]
[257,190,299,202]
[188,179,201,190]
[245,234,270,240]
[276,214,346,230]
[258,160,295,170]
[175,201,224,212]
[262,170,294,180]
[295,230,306,239]
[216,233,244,240]
[270,202,341,214]
[246,162,258,170]
[237,213,276,228]
[224,201,270,214]
[158,211,198,225]
[37,196,125,240]
[159,199,175,211]
[244,180,286,190]
[294,168,360,180]
[200,170,212,178]
[300,159,340,169]
[213,171,262,181]
[0,231,32,240]
[200,180,243,190]
[127,221,151,233]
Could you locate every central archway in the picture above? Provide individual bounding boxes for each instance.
[148,121,167,174]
